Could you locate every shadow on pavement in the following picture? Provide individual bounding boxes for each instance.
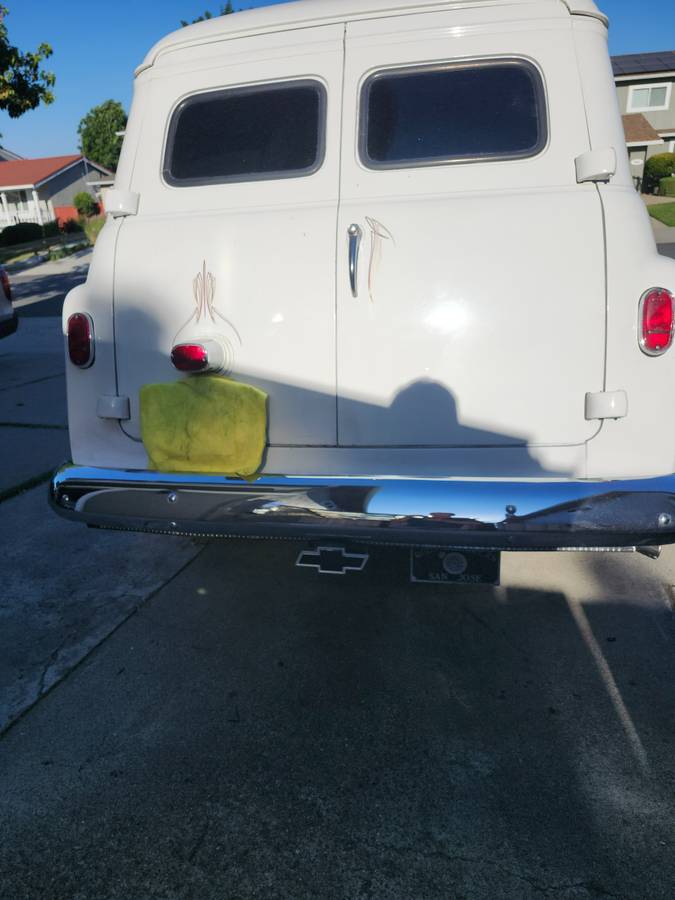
[11,260,89,318]
[0,542,673,899]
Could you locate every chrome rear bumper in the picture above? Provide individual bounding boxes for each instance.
[50,464,675,550]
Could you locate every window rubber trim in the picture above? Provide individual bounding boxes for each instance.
[163,78,328,187]
[358,57,549,171]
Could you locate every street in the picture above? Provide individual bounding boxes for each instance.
[8,248,92,318]
[1,237,675,900]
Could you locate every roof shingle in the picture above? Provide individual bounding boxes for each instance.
[622,113,664,143]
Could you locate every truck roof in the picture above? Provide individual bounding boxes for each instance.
[137,0,608,75]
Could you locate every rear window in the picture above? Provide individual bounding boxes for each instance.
[164,80,326,186]
[360,60,547,169]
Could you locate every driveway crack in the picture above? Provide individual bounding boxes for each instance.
[35,633,71,701]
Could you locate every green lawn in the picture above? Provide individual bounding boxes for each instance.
[648,202,675,227]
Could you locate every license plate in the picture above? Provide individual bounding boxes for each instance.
[410,548,501,585]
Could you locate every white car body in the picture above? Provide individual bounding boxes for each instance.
[52,0,675,552]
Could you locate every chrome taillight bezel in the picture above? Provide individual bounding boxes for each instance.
[67,313,95,368]
[639,287,675,357]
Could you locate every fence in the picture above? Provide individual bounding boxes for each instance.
[0,200,54,231]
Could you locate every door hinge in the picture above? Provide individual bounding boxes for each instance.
[585,390,627,421]
[575,149,617,184]
[97,395,130,420]
[104,190,139,217]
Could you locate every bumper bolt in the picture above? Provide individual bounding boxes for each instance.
[658,513,672,528]
[167,492,178,504]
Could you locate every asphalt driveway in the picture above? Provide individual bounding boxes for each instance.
[2,541,675,900]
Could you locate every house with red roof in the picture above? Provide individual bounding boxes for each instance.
[0,155,113,230]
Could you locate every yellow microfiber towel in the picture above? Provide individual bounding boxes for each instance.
[140,375,268,477]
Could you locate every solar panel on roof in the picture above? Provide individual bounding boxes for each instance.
[611,50,675,76]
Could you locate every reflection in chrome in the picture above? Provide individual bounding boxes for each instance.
[50,464,675,551]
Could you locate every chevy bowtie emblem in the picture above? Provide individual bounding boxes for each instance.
[296,546,369,576]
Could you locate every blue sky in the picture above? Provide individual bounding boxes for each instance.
[2,0,673,159]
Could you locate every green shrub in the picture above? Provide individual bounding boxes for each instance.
[0,222,43,247]
[659,176,675,197]
[82,215,106,245]
[41,219,60,237]
[644,153,675,193]
[61,218,84,234]
[73,191,98,218]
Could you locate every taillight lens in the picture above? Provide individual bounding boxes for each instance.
[171,343,209,372]
[640,288,674,356]
[0,269,11,303]
[67,313,94,367]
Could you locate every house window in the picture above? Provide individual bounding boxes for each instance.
[360,59,547,169]
[164,79,326,186]
[628,83,672,112]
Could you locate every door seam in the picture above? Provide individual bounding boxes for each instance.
[334,21,347,447]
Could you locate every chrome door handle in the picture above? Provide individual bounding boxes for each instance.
[348,224,362,297]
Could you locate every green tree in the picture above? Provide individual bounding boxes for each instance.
[181,2,235,26]
[0,5,55,117]
[77,99,127,172]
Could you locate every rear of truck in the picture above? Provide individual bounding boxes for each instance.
[51,0,675,554]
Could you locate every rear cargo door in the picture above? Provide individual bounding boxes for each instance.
[336,6,606,448]
[114,25,344,446]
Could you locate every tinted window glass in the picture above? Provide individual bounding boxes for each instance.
[165,81,325,185]
[362,61,546,167]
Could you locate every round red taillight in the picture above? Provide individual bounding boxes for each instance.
[171,343,209,372]
[639,288,675,356]
[639,288,674,356]
[67,313,94,368]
